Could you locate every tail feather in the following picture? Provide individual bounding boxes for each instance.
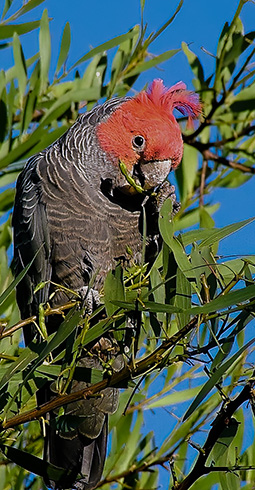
[45,417,108,490]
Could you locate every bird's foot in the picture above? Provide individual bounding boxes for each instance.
[78,286,101,315]
[156,181,180,215]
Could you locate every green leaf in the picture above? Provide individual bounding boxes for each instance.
[80,311,125,346]
[1,307,82,412]
[183,337,255,421]
[5,52,39,84]
[32,308,81,370]
[182,42,205,88]
[174,204,220,232]
[39,9,51,94]
[198,217,255,249]
[4,0,45,22]
[70,27,140,71]
[55,22,71,74]
[190,283,255,315]
[104,265,125,317]
[181,217,255,248]
[149,0,183,44]
[0,246,42,318]
[217,169,251,189]
[175,268,191,329]
[0,21,41,39]
[22,77,40,133]
[0,444,70,481]
[12,32,27,106]
[210,417,239,462]
[81,54,105,89]
[140,0,145,12]
[1,0,13,19]
[199,206,215,229]
[229,83,255,114]
[159,199,195,279]
[25,125,67,157]
[0,130,46,169]
[0,188,15,215]
[125,49,180,78]
[38,87,100,126]
[145,386,201,409]
[175,143,199,202]
[0,342,40,391]
[112,299,183,314]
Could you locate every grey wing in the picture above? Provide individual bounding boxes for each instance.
[13,154,52,328]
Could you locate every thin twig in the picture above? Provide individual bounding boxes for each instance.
[174,374,255,490]
[199,159,207,207]
[0,317,198,431]
[0,302,77,340]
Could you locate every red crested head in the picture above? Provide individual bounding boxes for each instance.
[96,79,201,191]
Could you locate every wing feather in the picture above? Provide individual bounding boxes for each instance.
[13,154,51,327]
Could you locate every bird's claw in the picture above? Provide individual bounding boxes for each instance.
[156,181,180,215]
[78,286,101,315]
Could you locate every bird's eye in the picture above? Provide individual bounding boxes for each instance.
[132,135,145,151]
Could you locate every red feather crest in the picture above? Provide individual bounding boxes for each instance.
[137,79,201,128]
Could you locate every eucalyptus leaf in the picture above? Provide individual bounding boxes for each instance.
[126,49,180,78]
[39,9,51,94]
[55,22,71,74]
[0,444,70,481]
[12,32,27,106]
[183,337,255,421]
[104,265,125,317]
[70,27,140,71]
[3,0,45,22]
[0,21,41,39]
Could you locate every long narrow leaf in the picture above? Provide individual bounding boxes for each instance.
[0,444,70,481]
[149,0,183,44]
[55,21,71,74]
[39,9,51,94]
[126,49,180,78]
[70,27,140,71]
[181,217,255,248]
[199,217,255,249]
[190,283,255,315]
[0,249,41,308]
[4,0,45,22]
[183,337,255,421]
[0,21,40,39]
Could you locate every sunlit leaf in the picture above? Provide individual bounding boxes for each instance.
[125,49,180,78]
[182,42,205,89]
[55,21,71,74]
[104,265,125,317]
[70,26,140,71]
[0,21,41,39]
[183,338,255,421]
[175,143,199,202]
[149,0,183,44]
[4,0,45,22]
[39,9,51,94]
[181,217,255,248]
[12,32,27,106]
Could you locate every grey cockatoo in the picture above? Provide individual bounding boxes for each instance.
[13,79,200,489]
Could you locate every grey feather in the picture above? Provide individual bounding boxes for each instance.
[13,94,176,489]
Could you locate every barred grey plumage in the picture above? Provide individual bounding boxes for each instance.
[13,80,200,489]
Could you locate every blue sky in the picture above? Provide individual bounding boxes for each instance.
[2,1,255,487]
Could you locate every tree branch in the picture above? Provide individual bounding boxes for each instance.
[0,317,198,431]
[0,302,77,340]
[174,375,255,490]
[185,140,255,174]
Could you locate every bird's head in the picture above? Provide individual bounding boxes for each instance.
[97,79,201,194]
